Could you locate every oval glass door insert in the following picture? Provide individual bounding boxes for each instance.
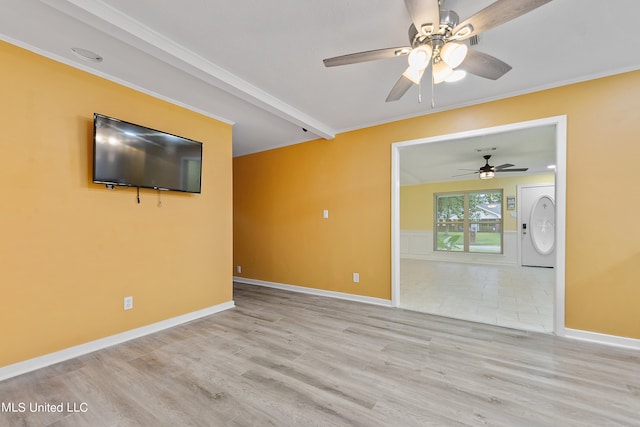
[530,195,555,255]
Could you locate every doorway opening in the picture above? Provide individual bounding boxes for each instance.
[391,116,567,335]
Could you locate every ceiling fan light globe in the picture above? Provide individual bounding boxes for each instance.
[445,69,466,83]
[441,42,468,68]
[407,45,432,71]
[433,61,453,84]
[402,66,425,85]
[479,170,495,180]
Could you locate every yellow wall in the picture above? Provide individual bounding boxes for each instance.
[234,69,640,340]
[233,131,390,298]
[401,174,555,231]
[0,41,233,368]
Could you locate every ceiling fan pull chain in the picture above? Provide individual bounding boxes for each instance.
[431,65,436,109]
[418,81,422,103]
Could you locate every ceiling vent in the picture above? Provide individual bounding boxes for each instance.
[475,147,496,153]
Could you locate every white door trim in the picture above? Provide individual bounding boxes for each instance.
[391,115,567,336]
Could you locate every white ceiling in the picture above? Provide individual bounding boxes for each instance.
[2,0,640,163]
[399,124,556,185]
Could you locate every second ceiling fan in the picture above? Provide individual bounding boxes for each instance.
[455,154,529,179]
[323,0,552,102]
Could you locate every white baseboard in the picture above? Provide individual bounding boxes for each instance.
[564,328,640,351]
[234,277,393,307]
[0,300,235,381]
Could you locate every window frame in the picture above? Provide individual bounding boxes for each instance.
[434,189,503,254]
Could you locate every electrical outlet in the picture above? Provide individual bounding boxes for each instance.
[236,265,242,274]
[124,296,133,310]
[323,209,329,219]
[353,272,360,283]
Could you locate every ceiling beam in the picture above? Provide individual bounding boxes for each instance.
[39,0,336,140]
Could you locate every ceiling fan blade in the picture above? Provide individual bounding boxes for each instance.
[452,171,479,177]
[498,168,529,172]
[494,163,514,170]
[404,0,440,36]
[323,47,410,67]
[452,0,552,40]
[458,49,512,80]
[386,74,414,102]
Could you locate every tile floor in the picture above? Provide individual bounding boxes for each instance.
[400,259,554,333]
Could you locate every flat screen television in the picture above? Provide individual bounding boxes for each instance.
[92,113,203,193]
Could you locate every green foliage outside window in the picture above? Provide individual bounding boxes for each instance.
[435,190,503,253]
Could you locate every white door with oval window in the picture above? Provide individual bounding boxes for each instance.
[518,184,555,268]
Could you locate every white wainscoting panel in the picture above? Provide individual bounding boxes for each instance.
[400,230,519,265]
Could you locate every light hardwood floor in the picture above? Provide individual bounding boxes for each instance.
[1,283,639,426]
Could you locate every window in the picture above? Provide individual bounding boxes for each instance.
[435,190,503,253]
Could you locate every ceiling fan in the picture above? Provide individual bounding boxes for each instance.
[455,155,529,179]
[323,0,552,102]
